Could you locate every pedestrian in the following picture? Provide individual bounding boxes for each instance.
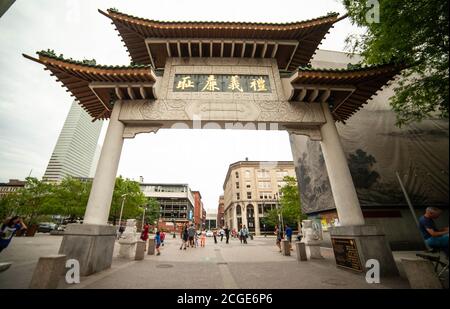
[200,228,206,247]
[160,230,166,246]
[194,231,199,247]
[275,225,283,253]
[180,223,188,250]
[240,225,248,244]
[155,231,161,256]
[118,224,125,239]
[285,224,293,251]
[224,226,230,244]
[187,224,196,248]
[0,216,27,253]
[219,228,224,242]
[140,222,149,250]
[213,229,218,244]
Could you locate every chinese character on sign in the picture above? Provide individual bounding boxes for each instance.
[201,75,220,92]
[250,77,268,92]
[228,75,243,92]
[176,76,195,90]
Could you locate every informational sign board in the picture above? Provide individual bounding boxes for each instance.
[331,237,363,272]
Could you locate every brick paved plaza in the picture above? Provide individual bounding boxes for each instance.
[0,234,413,289]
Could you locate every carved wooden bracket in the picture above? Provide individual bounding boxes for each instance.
[123,125,161,139]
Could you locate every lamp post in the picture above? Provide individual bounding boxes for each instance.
[117,193,128,237]
[172,211,176,238]
[274,193,284,238]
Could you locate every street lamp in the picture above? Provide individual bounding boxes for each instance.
[171,211,176,238]
[117,193,128,237]
[274,193,284,238]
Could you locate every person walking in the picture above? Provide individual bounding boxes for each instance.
[188,224,196,248]
[224,226,230,244]
[213,229,218,244]
[240,225,249,244]
[194,231,199,248]
[275,225,283,253]
[160,230,166,247]
[180,223,188,250]
[200,229,206,247]
[219,228,224,242]
[0,216,27,253]
[285,224,293,251]
[155,231,162,256]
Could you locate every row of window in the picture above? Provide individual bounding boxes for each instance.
[235,192,282,200]
[234,203,278,216]
[235,181,287,190]
[235,170,290,179]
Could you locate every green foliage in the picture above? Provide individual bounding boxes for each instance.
[343,0,449,126]
[48,177,91,219]
[13,177,54,225]
[261,176,306,229]
[109,176,147,225]
[143,197,160,225]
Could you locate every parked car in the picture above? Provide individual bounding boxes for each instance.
[37,222,57,233]
[206,230,213,237]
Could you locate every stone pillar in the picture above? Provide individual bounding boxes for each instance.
[29,254,66,289]
[254,211,261,236]
[241,205,248,228]
[319,103,364,226]
[84,101,125,225]
[58,101,125,276]
[232,205,238,231]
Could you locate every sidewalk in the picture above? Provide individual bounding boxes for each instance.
[61,236,409,289]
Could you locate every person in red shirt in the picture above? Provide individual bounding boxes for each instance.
[160,230,166,246]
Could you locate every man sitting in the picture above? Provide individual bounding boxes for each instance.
[419,207,448,258]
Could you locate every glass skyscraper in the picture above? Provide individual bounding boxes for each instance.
[43,101,103,182]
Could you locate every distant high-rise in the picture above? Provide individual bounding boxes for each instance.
[43,101,103,182]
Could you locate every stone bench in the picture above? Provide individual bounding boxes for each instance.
[401,259,442,289]
[29,254,66,289]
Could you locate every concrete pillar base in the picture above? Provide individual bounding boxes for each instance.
[58,224,116,277]
[401,259,442,288]
[135,240,146,261]
[118,240,137,259]
[307,244,324,259]
[330,225,399,277]
[147,238,155,255]
[295,241,307,261]
[281,240,291,256]
[29,254,66,289]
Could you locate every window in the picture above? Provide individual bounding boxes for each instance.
[246,182,251,188]
[236,182,240,189]
[245,170,251,178]
[258,181,271,189]
[277,170,289,178]
[235,171,239,178]
[257,169,270,178]
[258,204,263,214]
[247,192,252,199]
[236,193,240,200]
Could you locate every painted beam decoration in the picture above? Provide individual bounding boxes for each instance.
[173,74,271,93]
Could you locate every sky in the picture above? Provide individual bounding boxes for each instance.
[0,0,361,212]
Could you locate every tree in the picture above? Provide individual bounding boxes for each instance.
[262,176,306,230]
[109,176,147,225]
[14,177,54,225]
[143,197,160,225]
[48,177,91,221]
[343,0,449,126]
